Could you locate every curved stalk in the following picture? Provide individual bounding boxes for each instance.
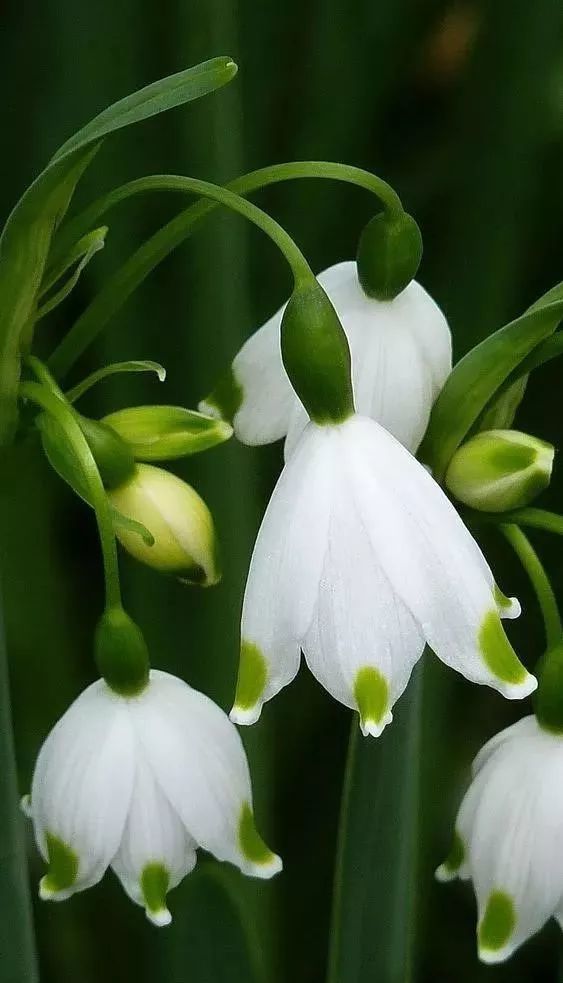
[19,378,122,611]
[475,506,563,537]
[49,163,403,378]
[500,523,562,650]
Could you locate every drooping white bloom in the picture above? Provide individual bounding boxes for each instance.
[199,262,452,455]
[27,670,281,925]
[230,414,535,735]
[436,715,563,963]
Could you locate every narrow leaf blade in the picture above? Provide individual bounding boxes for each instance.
[420,289,563,479]
[66,360,166,403]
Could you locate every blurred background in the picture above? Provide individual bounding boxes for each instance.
[2,1,563,980]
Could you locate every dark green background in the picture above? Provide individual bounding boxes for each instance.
[2,1,563,980]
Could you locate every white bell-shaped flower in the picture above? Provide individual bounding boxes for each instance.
[27,670,281,925]
[199,262,451,455]
[436,714,563,963]
[230,414,535,735]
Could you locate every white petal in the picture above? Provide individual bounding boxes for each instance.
[233,424,335,723]
[132,671,281,880]
[111,746,197,926]
[466,720,563,962]
[230,306,294,444]
[302,454,424,736]
[345,414,535,699]
[30,681,135,900]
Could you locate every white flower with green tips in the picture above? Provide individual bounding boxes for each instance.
[436,714,563,963]
[199,261,452,455]
[231,414,536,735]
[26,670,280,926]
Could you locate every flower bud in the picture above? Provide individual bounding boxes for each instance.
[102,405,232,461]
[280,280,354,424]
[108,464,220,585]
[445,429,554,513]
[356,212,422,301]
[95,607,150,696]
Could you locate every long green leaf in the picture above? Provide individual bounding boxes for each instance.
[327,664,423,983]
[0,582,39,983]
[0,56,237,448]
[420,288,563,480]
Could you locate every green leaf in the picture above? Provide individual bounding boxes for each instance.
[40,225,109,297]
[102,404,233,460]
[154,865,261,983]
[0,590,39,983]
[0,56,237,448]
[420,285,563,480]
[327,665,423,983]
[66,360,166,403]
[476,374,529,432]
[51,57,237,162]
[36,227,108,319]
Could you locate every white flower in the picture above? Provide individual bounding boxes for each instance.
[436,715,563,963]
[230,414,535,734]
[27,670,281,925]
[199,262,451,455]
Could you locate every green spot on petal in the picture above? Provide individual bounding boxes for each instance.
[354,666,389,730]
[494,585,513,612]
[141,862,170,920]
[479,610,527,685]
[443,830,465,874]
[478,890,515,953]
[239,802,276,866]
[42,832,78,894]
[203,366,243,424]
[234,641,268,711]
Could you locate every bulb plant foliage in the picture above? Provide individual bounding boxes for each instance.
[2,52,563,972]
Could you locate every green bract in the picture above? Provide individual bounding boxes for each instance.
[102,405,233,461]
[281,280,354,424]
[356,211,422,301]
[420,282,563,481]
[0,56,237,448]
[446,429,554,513]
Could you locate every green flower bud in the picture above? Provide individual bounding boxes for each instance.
[356,211,422,301]
[280,280,354,425]
[534,643,563,734]
[95,607,150,697]
[102,405,232,461]
[78,416,136,490]
[445,429,554,513]
[108,463,220,586]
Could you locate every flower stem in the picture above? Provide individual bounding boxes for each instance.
[0,581,39,983]
[499,523,562,650]
[48,162,404,378]
[18,374,122,612]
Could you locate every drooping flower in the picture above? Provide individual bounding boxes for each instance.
[436,714,563,963]
[199,262,452,455]
[108,463,220,586]
[26,670,281,925]
[230,414,535,734]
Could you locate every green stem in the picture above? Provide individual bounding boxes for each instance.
[48,162,404,378]
[0,583,39,983]
[476,506,563,537]
[19,378,122,611]
[499,523,562,650]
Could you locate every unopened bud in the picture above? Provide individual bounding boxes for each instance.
[108,464,220,586]
[445,429,554,513]
[102,405,232,461]
[356,211,422,301]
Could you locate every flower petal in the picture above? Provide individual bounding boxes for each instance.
[467,722,563,962]
[111,745,197,926]
[232,424,335,724]
[30,681,135,899]
[345,414,535,699]
[133,671,281,880]
[302,457,424,736]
